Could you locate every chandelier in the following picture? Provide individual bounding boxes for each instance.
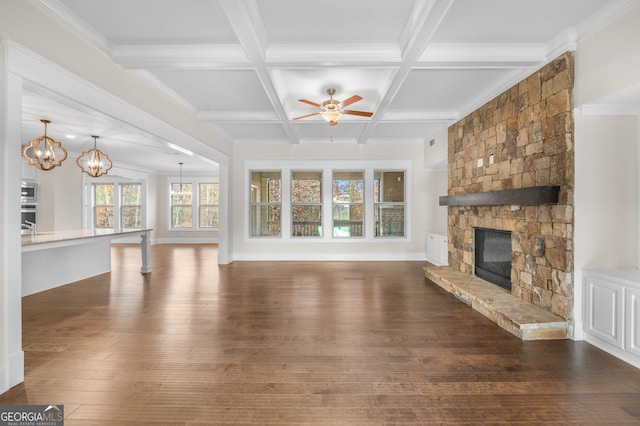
[22,119,68,171]
[76,135,113,177]
[172,162,187,197]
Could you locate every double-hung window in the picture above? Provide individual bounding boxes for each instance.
[374,171,405,237]
[332,171,364,237]
[247,161,408,241]
[94,184,114,228]
[291,171,322,237]
[170,182,193,228]
[199,183,220,228]
[169,178,219,230]
[92,181,144,229]
[250,171,281,237]
[121,183,142,229]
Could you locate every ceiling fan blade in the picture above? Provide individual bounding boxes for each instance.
[292,112,320,120]
[298,99,322,108]
[343,109,373,117]
[341,95,362,107]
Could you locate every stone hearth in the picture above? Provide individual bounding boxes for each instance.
[424,264,568,340]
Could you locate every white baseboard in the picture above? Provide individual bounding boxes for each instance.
[0,350,25,394]
[233,252,427,261]
[151,238,219,245]
[585,334,640,370]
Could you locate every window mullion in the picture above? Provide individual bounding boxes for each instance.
[364,168,374,239]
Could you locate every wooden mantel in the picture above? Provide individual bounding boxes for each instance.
[439,185,560,207]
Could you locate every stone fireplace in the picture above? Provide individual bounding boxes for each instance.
[443,52,575,322]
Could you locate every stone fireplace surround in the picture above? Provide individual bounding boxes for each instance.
[424,53,574,340]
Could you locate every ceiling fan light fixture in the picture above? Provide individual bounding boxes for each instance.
[22,119,68,171]
[321,110,342,123]
[293,88,372,125]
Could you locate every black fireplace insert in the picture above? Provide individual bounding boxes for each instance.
[474,228,512,290]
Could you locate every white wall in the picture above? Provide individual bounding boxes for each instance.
[574,113,637,269]
[231,141,440,260]
[35,160,83,232]
[573,3,640,340]
[574,4,640,107]
[425,170,448,235]
[424,126,449,235]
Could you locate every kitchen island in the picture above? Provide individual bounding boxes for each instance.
[21,228,152,296]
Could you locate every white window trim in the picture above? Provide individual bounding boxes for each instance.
[168,175,220,231]
[245,160,411,243]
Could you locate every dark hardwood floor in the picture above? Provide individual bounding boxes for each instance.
[2,244,640,424]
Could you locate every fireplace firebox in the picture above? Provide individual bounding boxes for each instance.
[474,228,512,291]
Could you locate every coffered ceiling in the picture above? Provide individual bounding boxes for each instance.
[22,0,637,173]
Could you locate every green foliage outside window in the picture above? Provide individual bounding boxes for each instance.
[171,183,193,228]
[121,183,142,228]
[292,171,322,237]
[94,184,114,228]
[199,183,219,228]
[250,171,281,237]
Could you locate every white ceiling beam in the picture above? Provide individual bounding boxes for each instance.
[357,0,455,144]
[266,44,402,66]
[218,0,299,143]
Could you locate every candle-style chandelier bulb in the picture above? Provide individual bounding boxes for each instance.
[76,135,113,177]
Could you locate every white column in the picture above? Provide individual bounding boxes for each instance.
[140,230,152,273]
[0,55,25,392]
[217,164,232,264]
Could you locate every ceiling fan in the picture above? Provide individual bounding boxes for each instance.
[292,88,373,126]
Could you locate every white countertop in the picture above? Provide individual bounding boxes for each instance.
[21,228,152,247]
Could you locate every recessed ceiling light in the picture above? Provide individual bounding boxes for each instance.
[65,134,76,139]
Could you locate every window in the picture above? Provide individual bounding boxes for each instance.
[169,177,219,231]
[199,183,219,228]
[332,171,364,237]
[374,171,405,237]
[87,179,145,230]
[121,183,142,228]
[94,184,114,228]
[171,182,193,228]
[291,171,322,237]
[245,161,409,242]
[250,171,281,237]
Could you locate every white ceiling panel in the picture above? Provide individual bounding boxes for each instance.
[150,69,273,111]
[214,123,290,142]
[256,0,416,44]
[369,122,450,143]
[57,0,237,44]
[391,69,520,110]
[430,0,612,43]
